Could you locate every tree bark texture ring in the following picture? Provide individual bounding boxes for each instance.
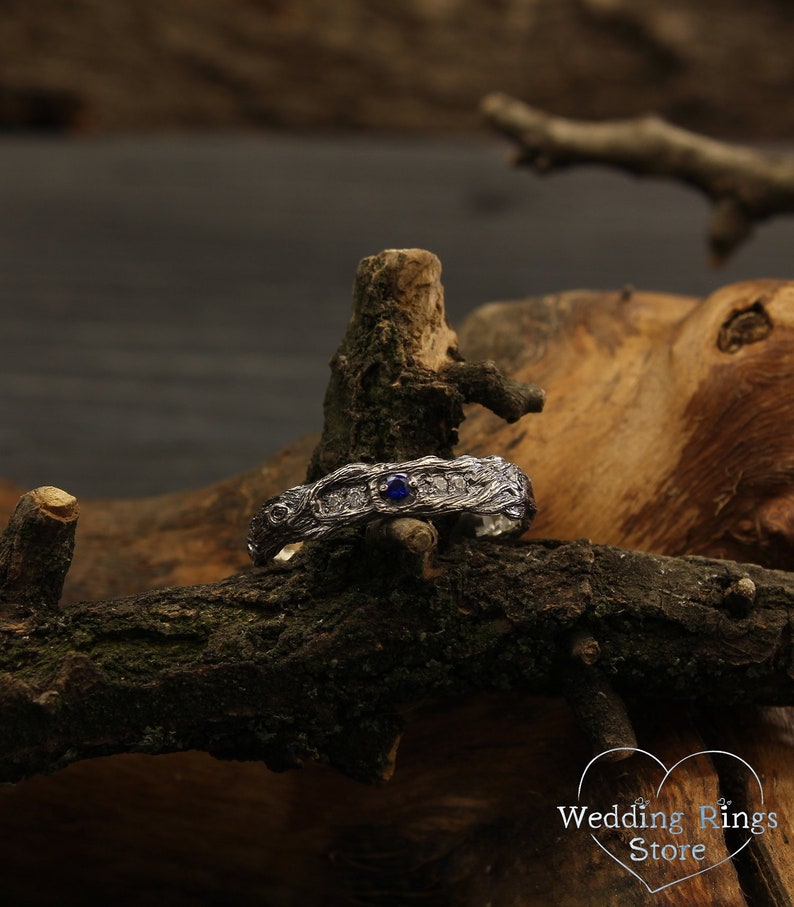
[247,454,537,565]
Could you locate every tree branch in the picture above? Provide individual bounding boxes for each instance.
[562,629,637,760]
[0,537,791,784]
[481,92,794,263]
[307,248,543,480]
[442,360,545,422]
[0,486,78,613]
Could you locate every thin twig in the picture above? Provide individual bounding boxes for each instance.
[0,487,78,612]
[482,92,794,264]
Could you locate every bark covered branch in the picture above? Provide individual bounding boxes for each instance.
[0,486,78,613]
[307,248,544,480]
[482,92,794,263]
[0,537,791,783]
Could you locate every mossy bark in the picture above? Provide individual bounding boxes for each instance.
[307,249,542,480]
[0,537,790,783]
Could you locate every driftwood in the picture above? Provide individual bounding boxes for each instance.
[482,93,794,263]
[2,250,794,904]
[459,278,794,570]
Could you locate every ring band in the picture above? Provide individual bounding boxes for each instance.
[248,454,536,565]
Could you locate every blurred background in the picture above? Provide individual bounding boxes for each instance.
[3,0,794,498]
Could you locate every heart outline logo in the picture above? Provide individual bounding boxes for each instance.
[577,748,764,894]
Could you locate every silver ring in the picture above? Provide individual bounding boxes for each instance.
[248,454,536,565]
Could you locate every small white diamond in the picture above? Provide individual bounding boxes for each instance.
[450,475,467,493]
[474,514,521,537]
[324,491,342,511]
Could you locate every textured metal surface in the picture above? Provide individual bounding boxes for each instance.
[248,454,535,563]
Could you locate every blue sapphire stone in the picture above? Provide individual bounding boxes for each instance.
[383,474,411,502]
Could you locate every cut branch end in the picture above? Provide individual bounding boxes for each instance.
[0,486,79,612]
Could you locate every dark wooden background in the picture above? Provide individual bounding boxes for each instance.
[2,134,793,498]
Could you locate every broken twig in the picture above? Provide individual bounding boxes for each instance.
[482,92,794,263]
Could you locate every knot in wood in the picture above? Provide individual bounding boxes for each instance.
[722,574,757,618]
[717,301,773,353]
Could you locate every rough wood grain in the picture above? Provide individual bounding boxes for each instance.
[459,279,794,570]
